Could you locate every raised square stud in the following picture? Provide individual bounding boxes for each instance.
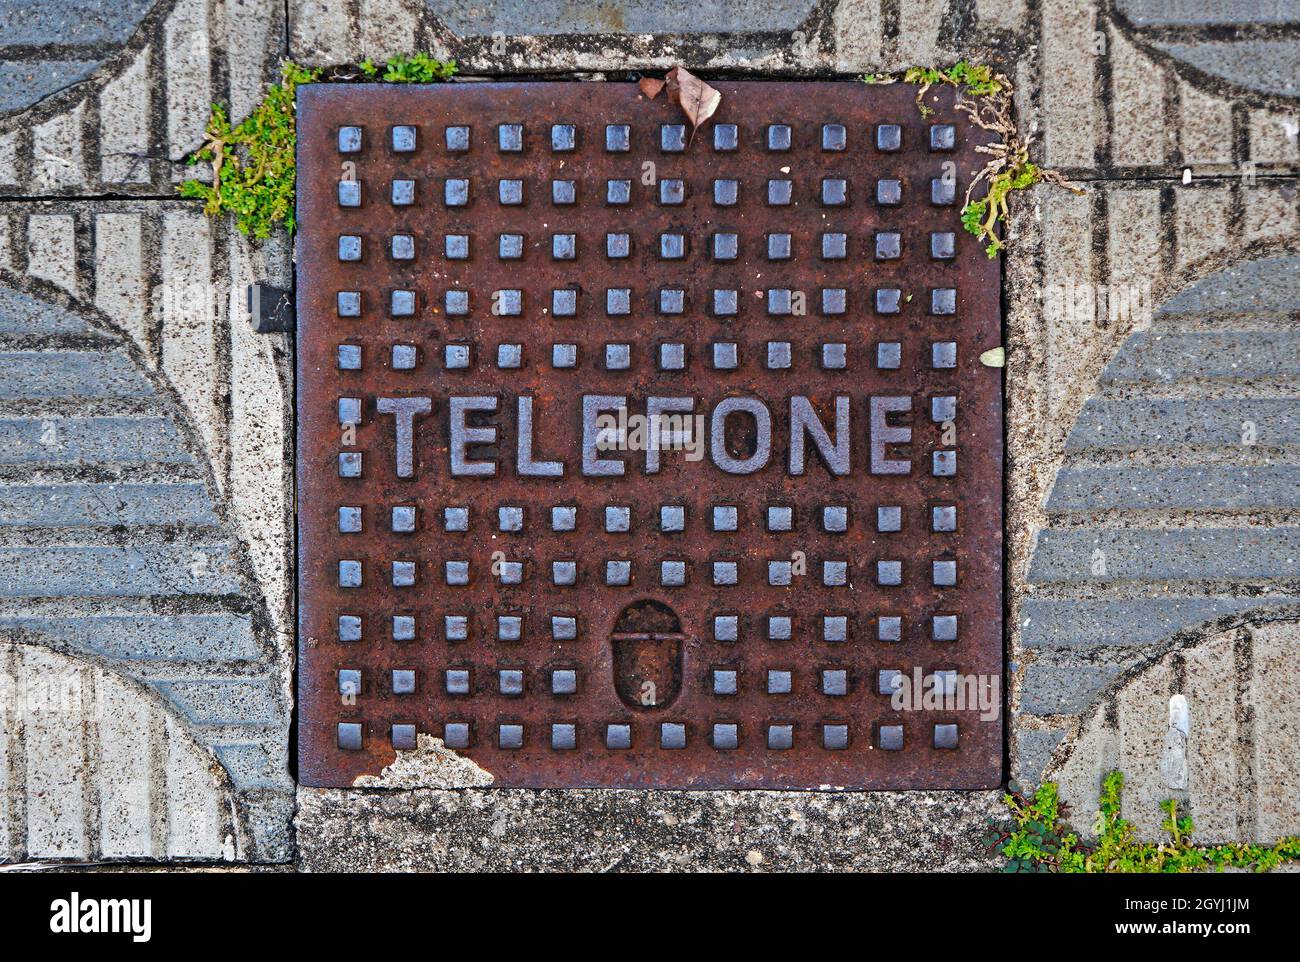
[661,124,687,151]
[498,233,523,259]
[660,723,686,749]
[390,290,415,317]
[878,616,902,642]
[391,125,417,152]
[822,669,847,696]
[391,560,415,586]
[337,723,363,751]
[766,124,792,150]
[338,506,361,533]
[713,124,739,150]
[338,559,361,588]
[822,560,848,586]
[713,669,738,696]
[605,343,631,370]
[714,615,738,641]
[337,344,362,370]
[552,616,577,641]
[823,724,849,750]
[932,177,956,205]
[931,232,956,259]
[712,561,738,586]
[823,505,848,532]
[606,724,632,749]
[766,505,793,531]
[444,343,470,368]
[392,669,415,695]
[443,506,469,532]
[337,235,361,261]
[659,289,685,315]
[875,288,902,314]
[822,123,846,150]
[822,343,847,369]
[767,179,793,205]
[767,233,792,260]
[552,233,576,259]
[604,505,631,532]
[392,615,415,641]
[660,505,686,531]
[606,179,631,204]
[499,724,524,749]
[932,396,958,422]
[391,724,417,750]
[338,180,360,207]
[498,505,524,532]
[338,669,360,697]
[444,723,470,749]
[759,670,790,691]
[768,560,793,586]
[497,123,524,152]
[551,179,576,204]
[713,178,739,205]
[929,124,956,151]
[712,505,738,531]
[444,178,469,206]
[933,614,959,641]
[713,232,739,260]
[877,179,902,205]
[823,616,847,642]
[934,723,959,749]
[877,505,902,532]
[499,179,524,205]
[552,343,578,368]
[768,616,792,641]
[390,343,416,369]
[551,124,576,151]
[875,232,902,260]
[551,724,576,750]
[337,126,362,153]
[933,560,958,586]
[606,232,631,258]
[933,450,957,476]
[391,179,415,205]
[876,124,902,151]
[713,289,738,316]
[879,725,904,751]
[822,232,847,259]
[391,505,416,532]
[659,179,685,204]
[821,178,847,205]
[932,288,957,315]
[498,668,524,695]
[768,725,793,750]
[933,505,957,532]
[444,125,469,151]
[711,342,738,369]
[659,343,686,369]
[551,505,577,531]
[660,560,687,587]
[551,669,577,695]
[605,556,631,585]
[877,560,902,586]
[337,291,361,316]
[605,124,630,152]
[766,341,792,369]
[932,342,958,369]
[551,560,577,586]
[712,724,739,750]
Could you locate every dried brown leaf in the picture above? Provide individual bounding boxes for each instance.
[664,66,721,141]
[638,76,665,99]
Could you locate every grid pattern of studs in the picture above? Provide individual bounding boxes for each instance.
[297,82,1003,789]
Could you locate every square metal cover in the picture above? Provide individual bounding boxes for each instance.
[296,81,1003,789]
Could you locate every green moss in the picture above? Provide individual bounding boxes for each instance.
[992,771,1300,873]
[179,54,456,238]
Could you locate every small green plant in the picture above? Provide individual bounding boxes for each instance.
[360,52,457,83]
[865,60,1080,257]
[902,59,1005,114]
[180,54,456,237]
[179,62,318,238]
[991,770,1300,873]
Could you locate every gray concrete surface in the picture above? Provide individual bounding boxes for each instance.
[0,0,1296,868]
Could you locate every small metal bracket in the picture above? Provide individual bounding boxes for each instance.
[248,283,294,333]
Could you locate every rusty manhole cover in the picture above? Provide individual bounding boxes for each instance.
[296,81,1003,789]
